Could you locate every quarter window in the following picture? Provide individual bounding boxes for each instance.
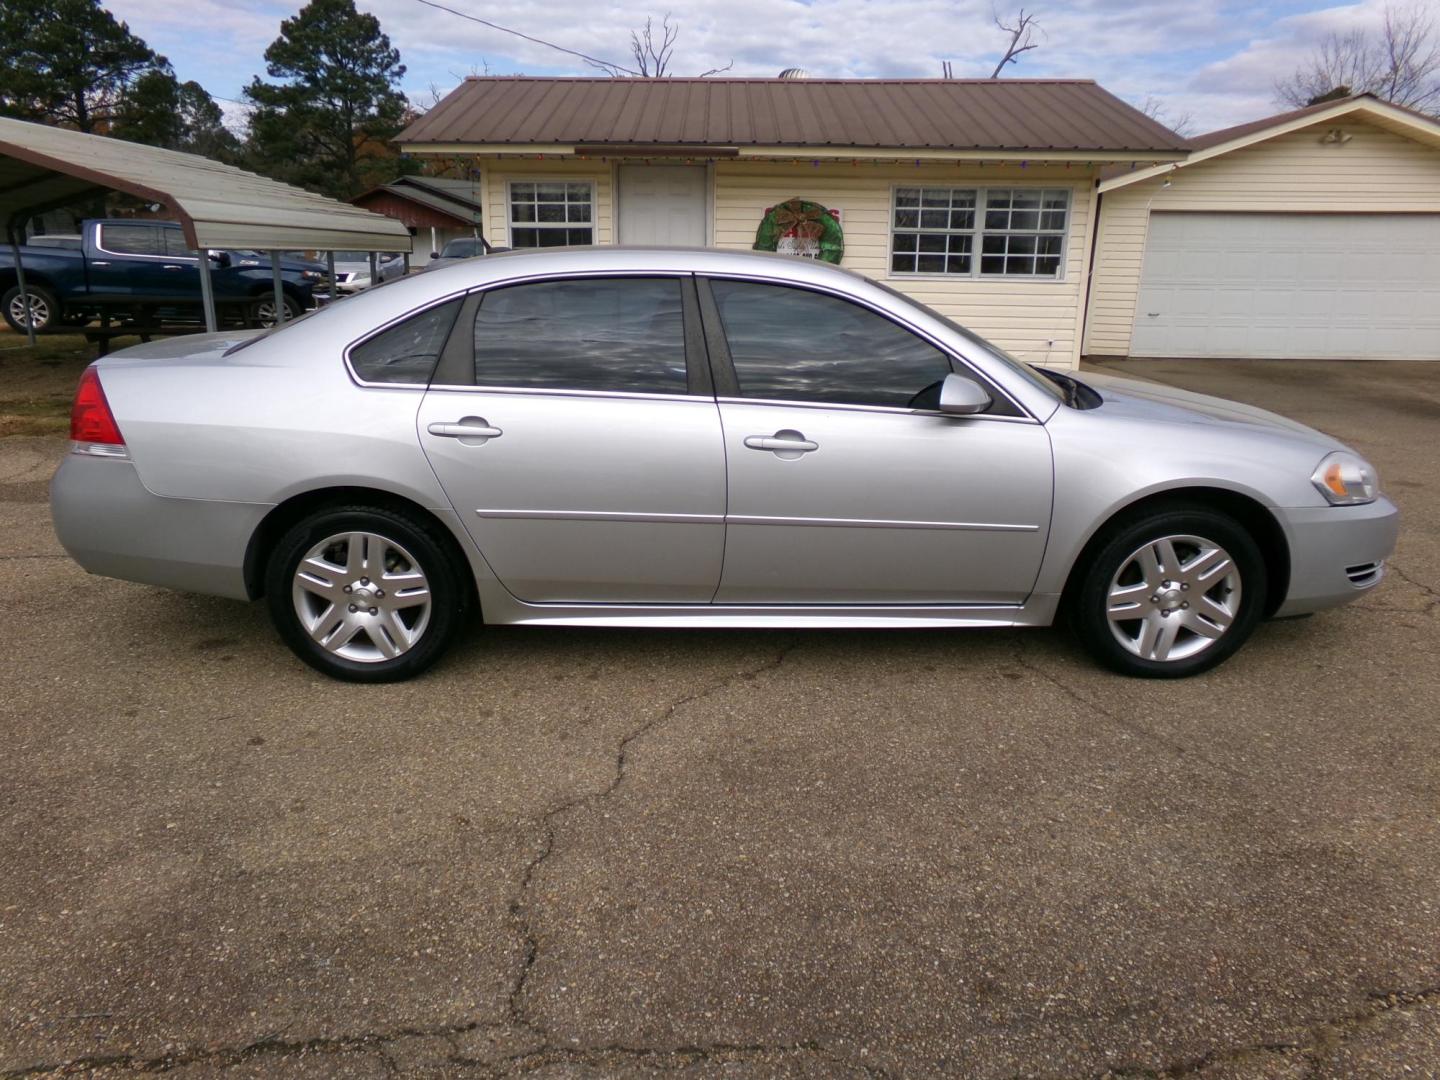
[891,187,1069,278]
[473,277,687,395]
[350,299,462,385]
[709,280,954,409]
[509,182,595,248]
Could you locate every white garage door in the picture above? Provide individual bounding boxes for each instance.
[1131,212,1440,359]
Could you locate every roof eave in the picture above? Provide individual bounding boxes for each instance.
[400,141,1188,163]
[1098,97,1440,193]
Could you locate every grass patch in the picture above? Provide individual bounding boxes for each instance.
[0,330,100,438]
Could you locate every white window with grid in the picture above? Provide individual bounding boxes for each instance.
[508,181,595,248]
[891,186,1069,278]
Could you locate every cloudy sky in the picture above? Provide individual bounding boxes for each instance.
[105,0,1400,135]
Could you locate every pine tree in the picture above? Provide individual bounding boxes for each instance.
[244,0,410,198]
[0,0,167,133]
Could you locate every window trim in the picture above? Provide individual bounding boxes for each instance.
[505,178,599,249]
[885,184,1073,282]
[695,274,1034,422]
[95,222,177,262]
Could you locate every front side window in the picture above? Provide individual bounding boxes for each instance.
[709,280,954,409]
[891,187,1069,278]
[100,224,162,256]
[509,182,595,248]
[162,228,196,258]
[473,277,687,395]
[350,299,462,385]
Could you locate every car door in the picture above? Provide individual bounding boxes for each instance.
[417,275,727,604]
[699,277,1053,605]
[88,223,166,301]
[155,225,202,303]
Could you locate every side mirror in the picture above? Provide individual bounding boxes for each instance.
[208,250,230,268]
[938,373,992,416]
[428,251,439,260]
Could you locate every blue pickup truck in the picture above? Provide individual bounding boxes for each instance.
[0,219,329,334]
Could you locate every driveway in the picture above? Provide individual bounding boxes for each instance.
[1,357,1437,1078]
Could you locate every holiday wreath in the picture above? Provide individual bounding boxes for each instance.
[752,198,844,264]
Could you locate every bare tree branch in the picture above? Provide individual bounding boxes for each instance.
[1275,3,1440,113]
[630,14,678,77]
[1137,95,1195,137]
[990,7,1041,78]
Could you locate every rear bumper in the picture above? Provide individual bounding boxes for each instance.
[1274,497,1400,617]
[51,452,269,600]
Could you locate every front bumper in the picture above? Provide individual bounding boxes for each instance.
[1273,496,1400,617]
[51,453,270,600]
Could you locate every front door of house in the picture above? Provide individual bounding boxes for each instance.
[617,165,707,246]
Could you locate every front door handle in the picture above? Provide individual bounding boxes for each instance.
[744,430,818,459]
[90,260,110,267]
[162,264,184,271]
[428,418,503,443]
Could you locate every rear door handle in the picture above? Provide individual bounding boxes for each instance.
[744,430,818,458]
[427,419,503,442]
[90,261,110,267]
[162,264,184,271]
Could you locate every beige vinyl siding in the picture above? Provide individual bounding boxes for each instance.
[480,159,614,248]
[1085,119,1440,357]
[713,161,1095,368]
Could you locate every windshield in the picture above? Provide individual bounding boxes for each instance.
[440,238,484,258]
[868,279,1065,403]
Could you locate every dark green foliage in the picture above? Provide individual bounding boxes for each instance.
[243,0,410,198]
[0,0,167,132]
[113,70,238,157]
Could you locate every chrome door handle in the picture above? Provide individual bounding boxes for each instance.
[162,264,183,270]
[744,430,818,458]
[428,419,503,441]
[90,261,110,267]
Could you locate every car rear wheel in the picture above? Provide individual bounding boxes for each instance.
[265,506,468,682]
[3,284,60,333]
[248,294,303,328]
[1069,507,1267,678]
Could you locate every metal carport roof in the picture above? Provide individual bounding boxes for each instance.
[0,115,412,252]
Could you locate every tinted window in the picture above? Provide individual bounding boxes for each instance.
[709,280,954,408]
[472,278,687,394]
[440,238,484,258]
[350,299,462,385]
[162,228,196,257]
[101,224,162,256]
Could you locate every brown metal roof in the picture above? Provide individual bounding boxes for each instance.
[398,77,1190,154]
[1188,94,1371,149]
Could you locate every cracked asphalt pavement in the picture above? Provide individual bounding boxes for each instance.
[2,358,1438,1078]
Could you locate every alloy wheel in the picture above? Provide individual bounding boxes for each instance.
[290,531,432,662]
[8,290,50,331]
[1105,533,1242,663]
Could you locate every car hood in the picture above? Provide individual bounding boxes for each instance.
[1078,371,1343,449]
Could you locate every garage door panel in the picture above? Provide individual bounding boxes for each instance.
[1131,212,1440,359]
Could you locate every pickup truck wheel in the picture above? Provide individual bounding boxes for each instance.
[3,284,60,333]
[248,295,302,329]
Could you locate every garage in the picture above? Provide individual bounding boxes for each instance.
[1085,93,1440,363]
[1130,211,1440,359]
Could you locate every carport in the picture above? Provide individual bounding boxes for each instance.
[0,115,412,345]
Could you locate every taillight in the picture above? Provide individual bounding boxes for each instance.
[70,366,127,454]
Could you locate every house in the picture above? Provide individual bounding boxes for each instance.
[397,77,1189,369]
[350,175,484,260]
[1085,94,1440,361]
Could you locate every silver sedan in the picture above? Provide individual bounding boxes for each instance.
[52,248,1398,682]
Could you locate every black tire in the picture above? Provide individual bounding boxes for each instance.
[247,293,303,329]
[1068,506,1267,678]
[3,283,61,333]
[264,505,468,682]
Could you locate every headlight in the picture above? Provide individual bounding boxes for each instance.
[301,269,324,280]
[1311,451,1378,505]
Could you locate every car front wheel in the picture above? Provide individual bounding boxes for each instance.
[248,294,303,328]
[1069,507,1267,678]
[265,506,468,682]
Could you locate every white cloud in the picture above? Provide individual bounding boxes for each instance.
[105,0,1397,137]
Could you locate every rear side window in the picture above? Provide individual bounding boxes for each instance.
[350,299,462,385]
[100,224,162,256]
[472,277,687,395]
